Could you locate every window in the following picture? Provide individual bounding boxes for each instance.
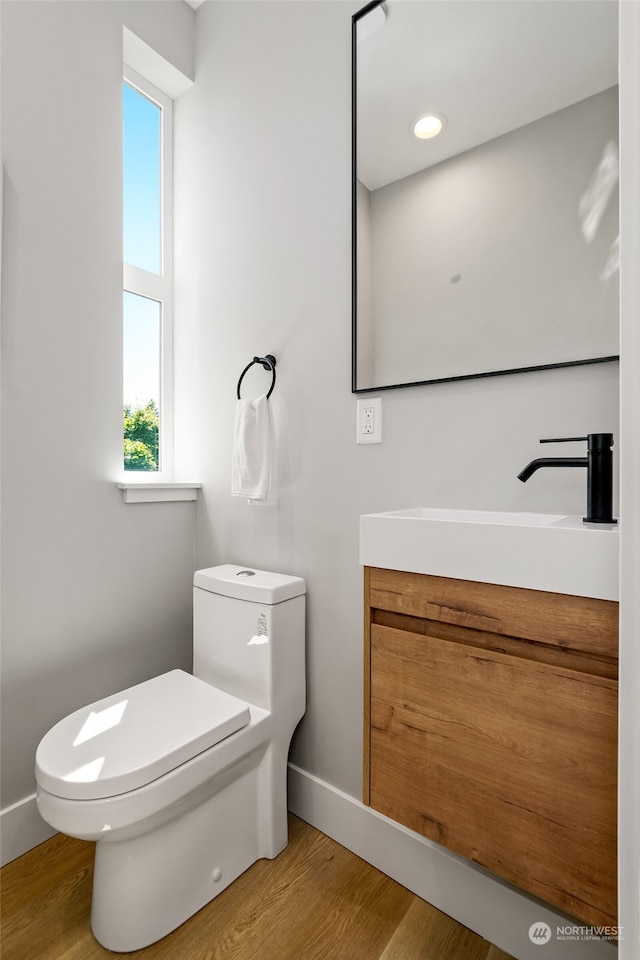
[122,67,173,476]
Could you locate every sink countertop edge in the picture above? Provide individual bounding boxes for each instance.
[359,513,619,601]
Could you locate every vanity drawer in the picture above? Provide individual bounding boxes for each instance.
[367,566,619,660]
[369,622,618,926]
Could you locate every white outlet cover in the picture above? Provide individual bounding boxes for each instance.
[357,397,382,444]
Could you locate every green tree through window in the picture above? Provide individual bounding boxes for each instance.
[123,401,159,471]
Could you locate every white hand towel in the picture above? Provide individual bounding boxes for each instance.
[231,394,279,503]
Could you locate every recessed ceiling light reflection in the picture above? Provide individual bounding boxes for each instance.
[413,113,447,140]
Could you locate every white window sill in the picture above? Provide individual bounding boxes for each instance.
[118,482,201,503]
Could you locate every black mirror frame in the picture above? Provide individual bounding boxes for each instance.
[351,0,619,395]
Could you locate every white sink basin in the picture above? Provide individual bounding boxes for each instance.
[360,508,619,600]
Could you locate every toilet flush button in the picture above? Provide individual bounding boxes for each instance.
[212,868,223,882]
[236,570,256,577]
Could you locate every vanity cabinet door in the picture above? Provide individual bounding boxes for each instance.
[369,622,617,927]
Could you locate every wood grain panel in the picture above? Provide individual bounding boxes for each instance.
[370,623,617,926]
[368,567,618,659]
[372,608,618,679]
[378,897,514,960]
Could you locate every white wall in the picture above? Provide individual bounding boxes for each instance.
[175,0,619,802]
[0,0,196,861]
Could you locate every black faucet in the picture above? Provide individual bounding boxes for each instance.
[517,433,617,524]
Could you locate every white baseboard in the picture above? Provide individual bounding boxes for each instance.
[0,793,57,867]
[287,763,618,960]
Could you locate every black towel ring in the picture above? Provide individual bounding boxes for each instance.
[237,355,277,400]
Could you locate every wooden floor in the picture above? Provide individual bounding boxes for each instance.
[0,815,515,960]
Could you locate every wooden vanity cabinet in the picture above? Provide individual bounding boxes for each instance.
[363,566,618,927]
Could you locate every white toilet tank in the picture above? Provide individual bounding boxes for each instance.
[192,565,306,713]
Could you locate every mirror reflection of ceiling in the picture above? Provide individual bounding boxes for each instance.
[357,0,618,191]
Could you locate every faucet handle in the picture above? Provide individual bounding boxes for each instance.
[539,436,588,444]
[540,434,614,449]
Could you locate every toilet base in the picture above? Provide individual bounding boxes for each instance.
[90,744,288,952]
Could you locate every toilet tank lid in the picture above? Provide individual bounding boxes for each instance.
[194,564,306,604]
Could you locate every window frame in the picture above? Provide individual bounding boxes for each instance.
[122,65,174,480]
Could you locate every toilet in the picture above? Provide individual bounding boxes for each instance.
[35,564,306,952]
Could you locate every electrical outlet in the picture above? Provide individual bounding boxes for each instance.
[357,397,382,444]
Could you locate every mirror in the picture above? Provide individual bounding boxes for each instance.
[352,0,619,392]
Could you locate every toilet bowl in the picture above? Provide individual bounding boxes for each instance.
[35,565,306,952]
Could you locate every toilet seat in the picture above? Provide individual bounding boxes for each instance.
[35,670,250,802]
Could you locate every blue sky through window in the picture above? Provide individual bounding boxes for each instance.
[123,81,162,417]
[123,82,161,273]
